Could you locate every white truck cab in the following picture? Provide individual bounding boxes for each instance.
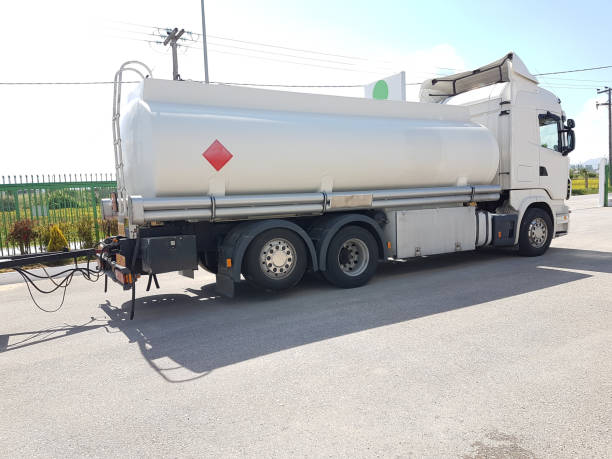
[420,52,574,240]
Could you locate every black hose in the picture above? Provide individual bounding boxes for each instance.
[14,256,102,313]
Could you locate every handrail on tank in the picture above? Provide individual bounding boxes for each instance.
[112,61,153,223]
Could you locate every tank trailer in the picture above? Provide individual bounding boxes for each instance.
[98,53,575,318]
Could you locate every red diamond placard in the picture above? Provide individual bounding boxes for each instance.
[203,139,233,171]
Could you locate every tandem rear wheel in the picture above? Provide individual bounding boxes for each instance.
[321,225,379,288]
[243,228,308,291]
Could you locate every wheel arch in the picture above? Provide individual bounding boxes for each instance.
[510,192,555,245]
[219,219,318,282]
[516,202,555,244]
[309,214,388,272]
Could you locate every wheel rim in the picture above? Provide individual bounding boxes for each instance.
[528,217,548,248]
[337,238,369,277]
[259,238,297,279]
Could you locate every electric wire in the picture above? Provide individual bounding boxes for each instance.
[534,64,612,76]
[110,20,459,68]
[0,80,424,87]
[106,21,462,73]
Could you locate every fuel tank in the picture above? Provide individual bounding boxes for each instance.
[119,79,499,198]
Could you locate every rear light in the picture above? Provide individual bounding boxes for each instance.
[115,269,133,285]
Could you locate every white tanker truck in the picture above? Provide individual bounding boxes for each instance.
[99,52,575,315]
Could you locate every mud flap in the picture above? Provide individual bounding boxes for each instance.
[215,272,235,298]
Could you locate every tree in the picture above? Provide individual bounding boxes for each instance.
[580,167,589,189]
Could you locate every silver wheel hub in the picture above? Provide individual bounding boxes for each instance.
[259,238,296,279]
[338,238,369,277]
[528,217,548,248]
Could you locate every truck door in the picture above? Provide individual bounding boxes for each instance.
[537,111,569,200]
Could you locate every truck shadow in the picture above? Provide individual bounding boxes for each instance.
[97,246,610,383]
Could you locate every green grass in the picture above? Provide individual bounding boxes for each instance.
[571,178,599,195]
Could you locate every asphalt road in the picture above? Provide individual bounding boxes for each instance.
[1,194,611,458]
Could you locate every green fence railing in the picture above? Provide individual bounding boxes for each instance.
[0,174,117,256]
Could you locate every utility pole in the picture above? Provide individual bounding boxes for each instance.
[163,28,185,80]
[596,86,612,183]
[200,0,210,83]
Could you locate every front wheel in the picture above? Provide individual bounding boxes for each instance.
[321,226,379,288]
[518,208,553,256]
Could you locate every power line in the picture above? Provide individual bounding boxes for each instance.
[538,76,612,83]
[112,28,367,67]
[160,39,405,76]
[534,64,612,76]
[113,35,389,75]
[114,33,437,77]
[0,81,139,85]
[0,80,423,88]
[107,20,463,72]
[109,20,398,63]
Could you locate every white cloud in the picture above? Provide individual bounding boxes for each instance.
[570,96,609,165]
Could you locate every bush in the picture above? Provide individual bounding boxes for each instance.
[47,190,80,209]
[7,220,36,253]
[47,224,69,252]
[35,223,52,250]
[75,217,97,248]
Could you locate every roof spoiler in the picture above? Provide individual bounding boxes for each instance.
[419,52,538,103]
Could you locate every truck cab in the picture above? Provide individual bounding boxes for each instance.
[420,52,575,238]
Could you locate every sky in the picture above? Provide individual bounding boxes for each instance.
[2,0,612,177]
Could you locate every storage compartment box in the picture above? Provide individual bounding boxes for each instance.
[141,235,197,274]
[393,206,477,258]
[491,214,518,246]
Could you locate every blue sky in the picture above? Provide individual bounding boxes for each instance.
[2,0,610,174]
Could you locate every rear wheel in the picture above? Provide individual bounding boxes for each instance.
[322,226,378,288]
[243,229,307,290]
[518,208,553,256]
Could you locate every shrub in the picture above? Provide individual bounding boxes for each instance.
[7,220,36,253]
[47,190,80,209]
[75,217,97,248]
[35,223,52,250]
[47,224,69,252]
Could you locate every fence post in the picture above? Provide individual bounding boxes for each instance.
[90,186,100,244]
[606,165,609,207]
[13,191,20,220]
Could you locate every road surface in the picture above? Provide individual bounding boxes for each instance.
[1,194,611,457]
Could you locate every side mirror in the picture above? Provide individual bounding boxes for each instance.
[563,129,575,155]
[566,118,575,129]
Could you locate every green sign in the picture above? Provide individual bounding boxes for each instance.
[372,80,389,100]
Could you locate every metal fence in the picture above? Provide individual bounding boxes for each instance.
[0,174,117,256]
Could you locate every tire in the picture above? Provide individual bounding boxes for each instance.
[321,225,379,288]
[243,228,308,291]
[518,208,553,256]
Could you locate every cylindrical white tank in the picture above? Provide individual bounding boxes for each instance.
[119,79,499,198]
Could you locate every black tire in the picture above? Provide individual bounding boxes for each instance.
[518,208,553,256]
[321,225,379,288]
[243,228,308,291]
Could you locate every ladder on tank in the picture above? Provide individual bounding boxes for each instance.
[112,61,153,222]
